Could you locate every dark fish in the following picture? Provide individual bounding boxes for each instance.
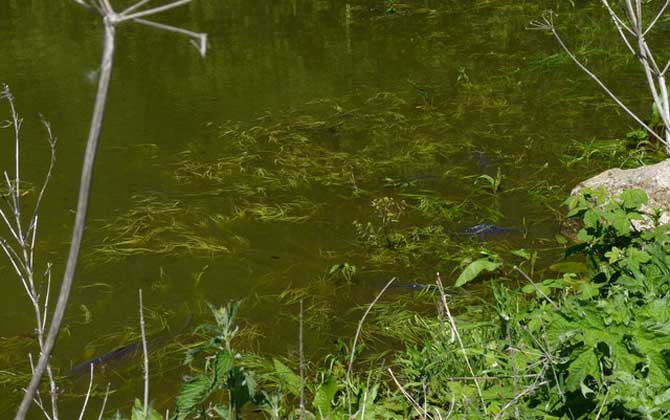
[464,223,514,237]
[390,282,437,292]
[69,341,142,377]
[69,314,192,377]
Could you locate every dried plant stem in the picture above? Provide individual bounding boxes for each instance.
[346,277,395,416]
[76,364,95,420]
[13,20,116,420]
[513,266,559,310]
[387,368,433,420]
[532,3,670,152]
[435,273,487,414]
[298,299,305,420]
[15,0,206,417]
[139,289,150,417]
[1,85,58,420]
[96,383,111,420]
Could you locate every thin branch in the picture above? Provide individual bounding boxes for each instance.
[346,277,395,417]
[139,289,150,417]
[513,266,559,310]
[76,364,95,420]
[492,380,549,420]
[436,274,487,414]
[121,0,153,15]
[347,277,395,378]
[298,299,305,420]
[96,383,111,420]
[530,14,668,146]
[644,0,670,36]
[14,20,117,420]
[118,0,191,22]
[388,368,433,420]
[132,18,207,57]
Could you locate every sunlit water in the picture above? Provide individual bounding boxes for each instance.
[0,0,659,417]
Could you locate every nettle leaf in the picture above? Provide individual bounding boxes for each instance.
[313,376,337,417]
[566,349,599,393]
[620,189,648,210]
[131,399,164,420]
[454,258,501,288]
[272,358,301,396]
[215,350,235,381]
[172,375,213,420]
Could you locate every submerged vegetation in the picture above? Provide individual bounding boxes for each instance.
[96,189,670,419]
[6,0,670,419]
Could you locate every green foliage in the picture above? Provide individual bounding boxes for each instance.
[171,302,261,420]
[454,253,501,287]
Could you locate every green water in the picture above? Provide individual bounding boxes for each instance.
[0,0,662,417]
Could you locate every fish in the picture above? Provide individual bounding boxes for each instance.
[389,282,437,292]
[68,314,192,377]
[69,341,142,377]
[463,223,514,237]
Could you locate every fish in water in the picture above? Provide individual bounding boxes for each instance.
[464,223,514,237]
[389,282,437,292]
[69,314,192,377]
[69,341,142,377]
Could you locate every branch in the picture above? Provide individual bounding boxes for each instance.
[118,0,191,22]
[14,20,117,420]
[132,18,207,57]
[644,0,670,36]
[530,14,668,146]
[139,289,150,417]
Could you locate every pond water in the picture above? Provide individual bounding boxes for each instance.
[0,0,663,417]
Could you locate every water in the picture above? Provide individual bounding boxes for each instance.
[0,0,658,417]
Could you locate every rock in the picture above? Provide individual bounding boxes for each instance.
[571,159,670,230]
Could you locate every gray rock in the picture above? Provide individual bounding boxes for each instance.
[571,159,670,230]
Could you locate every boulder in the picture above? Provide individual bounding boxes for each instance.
[571,159,670,230]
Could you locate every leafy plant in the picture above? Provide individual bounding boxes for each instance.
[171,302,261,420]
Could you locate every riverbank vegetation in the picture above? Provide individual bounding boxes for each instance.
[98,188,670,419]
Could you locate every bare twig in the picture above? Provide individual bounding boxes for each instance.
[139,289,150,416]
[96,383,111,420]
[534,2,670,152]
[120,0,153,15]
[492,380,549,420]
[388,368,433,420]
[298,299,305,420]
[13,20,116,420]
[118,0,191,22]
[347,277,395,377]
[346,277,395,416]
[14,0,207,416]
[76,364,95,420]
[436,274,487,414]
[513,266,559,310]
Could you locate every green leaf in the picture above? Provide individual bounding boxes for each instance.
[566,349,599,392]
[215,350,234,382]
[620,189,648,210]
[272,359,301,396]
[131,399,164,420]
[313,376,337,417]
[172,375,212,420]
[454,258,501,288]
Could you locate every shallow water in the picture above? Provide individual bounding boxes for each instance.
[0,0,662,416]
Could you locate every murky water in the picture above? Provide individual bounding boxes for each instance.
[0,0,662,417]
